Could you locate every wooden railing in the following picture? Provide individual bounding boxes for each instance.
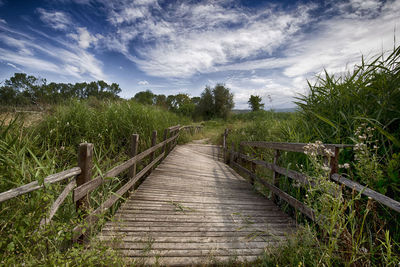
[0,124,202,240]
[222,129,400,222]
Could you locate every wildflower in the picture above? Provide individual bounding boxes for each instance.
[324,148,334,157]
[343,163,350,169]
[322,166,331,172]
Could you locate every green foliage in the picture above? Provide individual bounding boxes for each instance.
[197,84,234,120]
[133,90,155,105]
[248,95,264,111]
[295,46,400,148]
[0,73,121,106]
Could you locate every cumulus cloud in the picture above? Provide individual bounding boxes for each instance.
[37,8,72,30]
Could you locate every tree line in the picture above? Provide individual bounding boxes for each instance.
[133,84,234,120]
[0,73,237,120]
[0,73,121,106]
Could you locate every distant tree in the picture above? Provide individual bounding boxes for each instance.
[196,84,234,120]
[198,86,214,120]
[0,73,121,106]
[248,95,264,111]
[134,90,155,105]
[213,84,234,119]
[155,94,167,108]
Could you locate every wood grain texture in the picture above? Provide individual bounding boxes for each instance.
[0,167,81,203]
[98,143,296,265]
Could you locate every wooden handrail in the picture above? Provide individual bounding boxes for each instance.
[224,128,400,219]
[0,167,81,203]
[73,132,180,202]
[241,141,352,154]
[331,174,400,213]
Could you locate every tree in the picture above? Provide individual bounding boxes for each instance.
[197,84,234,120]
[134,90,155,105]
[213,84,234,119]
[248,95,264,111]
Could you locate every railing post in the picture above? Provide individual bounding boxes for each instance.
[150,130,157,161]
[272,149,280,203]
[239,142,244,166]
[250,149,256,185]
[76,143,93,214]
[163,128,169,158]
[330,147,340,176]
[223,129,228,163]
[229,141,235,168]
[128,134,139,179]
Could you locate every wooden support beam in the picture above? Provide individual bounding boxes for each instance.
[76,143,93,214]
[128,134,139,179]
[150,130,157,163]
[272,150,280,203]
[163,128,169,157]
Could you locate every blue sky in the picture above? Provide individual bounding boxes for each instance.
[0,0,398,109]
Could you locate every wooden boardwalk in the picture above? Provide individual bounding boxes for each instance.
[98,143,296,265]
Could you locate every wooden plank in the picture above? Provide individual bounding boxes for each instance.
[331,174,400,213]
[240,141,352,154]
[98,236,277,243]
[39,178,76,228]
[0,167,81,203]
[128,255,259,266]
[168,125,181,131]
[73,152,165,241]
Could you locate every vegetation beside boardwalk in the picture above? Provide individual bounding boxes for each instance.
[1,46,399,266]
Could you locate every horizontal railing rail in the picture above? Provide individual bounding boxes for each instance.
[222,128,400,222]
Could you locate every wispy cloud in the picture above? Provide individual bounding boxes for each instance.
[6,62,24,72]
[0,25,106,80]
[37,8,72,30]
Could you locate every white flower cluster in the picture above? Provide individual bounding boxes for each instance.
[303,140,334,157]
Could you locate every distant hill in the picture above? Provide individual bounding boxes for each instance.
[232,108,296,114]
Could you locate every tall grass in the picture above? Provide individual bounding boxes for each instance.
[222,46,400,266]
[0,99,191,265]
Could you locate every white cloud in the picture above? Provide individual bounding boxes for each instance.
[68,27,102,49]
[6,62,24,72]
[0,26,106,81]
[37,8,72,30]
[138,80,149,85]
[0,18,6,24]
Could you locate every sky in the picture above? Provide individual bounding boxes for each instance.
[0,0,399,109]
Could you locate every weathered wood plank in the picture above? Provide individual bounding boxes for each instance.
[240,141,351,154]
[39,178,76,228]
[0,167,81,203]
[331,174,400,213]
[98,143,296,265]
